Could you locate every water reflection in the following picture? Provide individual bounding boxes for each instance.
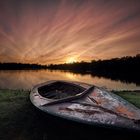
[0,70,140,90]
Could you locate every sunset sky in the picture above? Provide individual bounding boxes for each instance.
[0,0,140,64]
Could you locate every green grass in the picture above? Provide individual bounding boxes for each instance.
[0,89,47,140]
[113,91,140,108]
[0,89,140,140]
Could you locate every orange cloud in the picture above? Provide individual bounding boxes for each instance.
[0,0,140,64]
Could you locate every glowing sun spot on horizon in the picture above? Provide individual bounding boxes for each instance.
[66,57,77,63]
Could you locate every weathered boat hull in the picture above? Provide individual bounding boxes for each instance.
[30,80,140,131]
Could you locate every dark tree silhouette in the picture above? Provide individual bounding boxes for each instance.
[0,63,47,70]
[0,54,140,84]
[47,54,140,85]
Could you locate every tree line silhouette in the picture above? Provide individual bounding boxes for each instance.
[47,54,140,85]
[0,54,140,84]
[0,62,46,70]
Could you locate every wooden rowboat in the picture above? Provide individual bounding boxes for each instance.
[30,80,140,131]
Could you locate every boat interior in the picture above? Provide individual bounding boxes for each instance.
[38,81,85,99]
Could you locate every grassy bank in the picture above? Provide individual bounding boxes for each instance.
[0,89,41,140]
[113,90,140,108]
[0,89,140,140]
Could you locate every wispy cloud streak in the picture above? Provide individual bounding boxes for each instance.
[0,0,140,64]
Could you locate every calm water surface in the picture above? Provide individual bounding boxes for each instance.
[0,70,140,91]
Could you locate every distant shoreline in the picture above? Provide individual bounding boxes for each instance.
[0,62,47,70]
[0,55,140,85]
[0,54,139,70]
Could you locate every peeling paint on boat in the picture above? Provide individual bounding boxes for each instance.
[30,80,140,130]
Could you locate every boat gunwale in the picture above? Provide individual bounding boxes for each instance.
[32,80,90,100]
[30,80,140,131]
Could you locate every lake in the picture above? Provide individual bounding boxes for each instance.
[0,70,140,91]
